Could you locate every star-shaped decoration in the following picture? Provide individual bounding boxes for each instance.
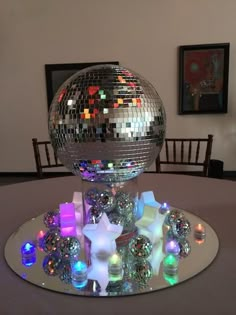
[136,192,167,244]
[137,191,161,220]
[148,239,165,275]
[136,206,166,244]
[87,257,109,296]
[82,213,123,258]
[148,208,167,237]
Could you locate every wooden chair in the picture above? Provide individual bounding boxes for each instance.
[32,138,64,178]
[155,134,213,176]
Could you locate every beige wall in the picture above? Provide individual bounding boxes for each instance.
[1,0,236,172]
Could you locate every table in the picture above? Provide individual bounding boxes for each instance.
[0,174,235,314]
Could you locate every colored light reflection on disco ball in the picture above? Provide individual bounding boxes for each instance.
[48,64,166,182]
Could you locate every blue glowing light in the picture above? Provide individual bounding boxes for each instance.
[159,202,170,214]
[21,242,35,255]
[72,279,88,289]
[21,242,36,267]
[73,261,87,273]
[71,261,88,289]
[22,256,36,267]
[21,273,27,279]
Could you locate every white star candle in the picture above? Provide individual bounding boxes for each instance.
[82,213,123,259]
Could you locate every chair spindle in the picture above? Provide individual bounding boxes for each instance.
[165,141,169,162]
[45,144,51,166]
[173,140,176,162]
[196,141,200,163]
[181,141,184,163]
[188,141,192,163]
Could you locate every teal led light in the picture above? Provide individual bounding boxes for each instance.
[73,261,87,272]
[72,261,88,289]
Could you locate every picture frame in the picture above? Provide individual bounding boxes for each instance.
[178,43,230,114]
[45,61,119,110]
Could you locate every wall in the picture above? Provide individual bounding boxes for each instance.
[1,0,236,172]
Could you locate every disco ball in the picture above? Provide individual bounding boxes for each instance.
[49,64,166,182]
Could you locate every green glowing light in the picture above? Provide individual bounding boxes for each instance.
[163,272,178,286]
[109,274,123,282]
[109,254,121,265]
[163,254,178,267]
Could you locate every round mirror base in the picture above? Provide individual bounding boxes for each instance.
[4,207,219,297]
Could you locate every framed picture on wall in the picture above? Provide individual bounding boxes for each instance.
[178,43,230,114]
[45,61,119,110]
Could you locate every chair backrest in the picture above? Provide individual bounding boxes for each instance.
[155,134,213,176]
[32,138,64,178]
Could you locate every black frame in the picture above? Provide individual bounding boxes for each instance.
[179,43,230,114]
[45,61,119,109]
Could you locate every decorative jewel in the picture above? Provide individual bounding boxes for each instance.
[165,209,184,226]
[122,212,136,233]
[129,235,152,258]
[43,253,62,276]
[59,261,72,284]
[107,213,124,226]
[58,236,81,259]
[178,239,191,258]
[43,210,60,229]
[165,229,175,241]
[96,191,116,213]
[42,229,61,253]
[85,188,99,206]
[116,192,134,215]
[130,259,153,283]
[87,206,103,224]
[36,230,46,251]
[171,218,191,239]
[117,245,135,275]
[114,191,135,233]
